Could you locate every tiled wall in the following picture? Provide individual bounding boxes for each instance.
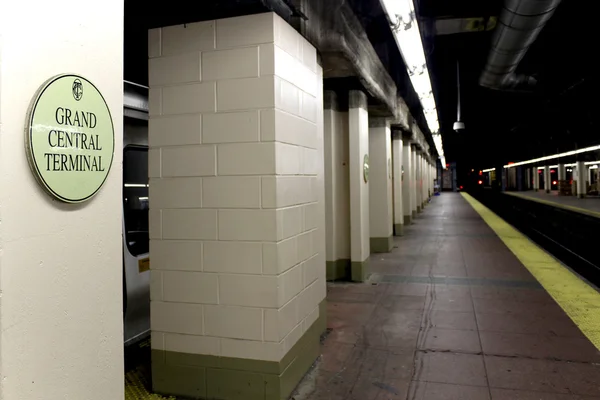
[148,12,325,362]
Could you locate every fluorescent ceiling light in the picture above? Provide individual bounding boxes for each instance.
[380,0,444,159]
[537,166,558,170]
[482,168,495,173]
[124,183,149,188]
[504,145,600,168]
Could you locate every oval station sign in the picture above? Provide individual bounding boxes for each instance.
[26,74,115,203]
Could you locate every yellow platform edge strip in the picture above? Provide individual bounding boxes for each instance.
[461,192,600,349]
[504,191,600,219]
[125,367,174,400]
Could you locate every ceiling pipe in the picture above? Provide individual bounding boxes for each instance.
[479,0,562,90]
[453,60,465,131]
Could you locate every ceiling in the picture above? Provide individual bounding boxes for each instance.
[125,0,598,175]
[417,0,598,172]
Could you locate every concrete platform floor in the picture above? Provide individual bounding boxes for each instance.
[294,193,600,400]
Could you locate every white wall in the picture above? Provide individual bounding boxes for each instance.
[0,1,124,399]
[148,12,325,363]
[368,120,392,239]
[349,91,370,263]
[324,100,350,262]
[392,136,403,227]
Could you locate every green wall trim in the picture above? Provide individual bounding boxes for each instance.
[404,215,412,225]
[394,224,404,236]
[152,300,326,400]
[370,236,393,253]
[326,259,350,281]
[351,259,370,282]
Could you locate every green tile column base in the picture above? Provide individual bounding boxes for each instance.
[394,224,404,236]
[326,259,350,281]
[351,259,370,282]
[546,189,550,193]
[370,236,393,253]
[417,205,422,213]
[579,194,585,199]
[412,210,417,219]
[404,215,412,225]
[152,301,326,400]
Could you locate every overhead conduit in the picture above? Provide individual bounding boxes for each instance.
[479,0,562,90]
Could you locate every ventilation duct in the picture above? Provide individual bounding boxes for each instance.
[479,0,562,90]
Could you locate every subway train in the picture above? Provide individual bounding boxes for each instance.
[123,81,150,346]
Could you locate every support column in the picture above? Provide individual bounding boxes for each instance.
[392,132,405,235]
[533,167,540,191]
[517,166,523,191]
[526,168,531,190]
[324,92,350,280]
[544,165,551,193]
[148,13,326,399]
[416,149,423,213]
[402,140,413,224]
[0,2,124,399]
[349,90,370,281]
[577,161,586,199]
[411,145,419,218]
[558,163,566,181]
[369,118,393,252]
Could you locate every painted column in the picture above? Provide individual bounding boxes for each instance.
[402,140,413,224]
[525,168,531,190]
[148,13,326,399]
[0,1,124,398]
[411,145,418,218]
[577,161,586,198]
[368,118,393,252]
[517,166,523,191]
[392,131,405,235]
[323,92,350,280]
[544,165,551,193]
[533,167,540,191]
[349,90,370,281]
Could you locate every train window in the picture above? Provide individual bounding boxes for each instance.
[123,146,149,256]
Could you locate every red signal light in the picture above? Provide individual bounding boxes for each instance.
[478,180,483,185]
[550,170,556,173]
[459,185,464,189]
[553,181,557,185]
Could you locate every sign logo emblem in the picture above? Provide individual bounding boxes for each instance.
[72,78,83,101]
[26,74,115,203]
[363,154,370,183]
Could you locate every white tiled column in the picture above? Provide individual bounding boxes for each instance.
[533,167,540,191]
[415,149,423,213]
[403,140,413,223]
[392,132,404,235]
[411,145,418,217]
[0,2,124,399]
[576,161,586,199]
[323,91,350,280]
[368,118,393,253]
[349,90,370,281]
[544,165,551,193]
[148,13,325,400]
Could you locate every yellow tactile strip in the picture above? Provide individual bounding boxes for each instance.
[125,367,174,400]
[124,339,174,400]
[461,192,600,349]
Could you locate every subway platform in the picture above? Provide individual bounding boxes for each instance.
[125,193,600,399]
[295,193,600,399]
[506,191,600,219]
